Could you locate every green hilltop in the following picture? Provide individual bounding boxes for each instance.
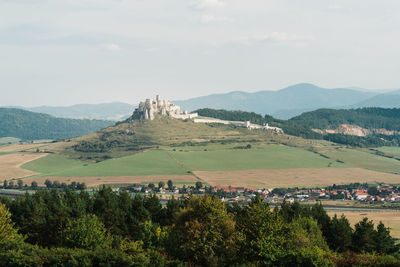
[61,114,286,162]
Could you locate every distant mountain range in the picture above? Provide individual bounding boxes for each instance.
[0,108,114,140]
[3,84,400,121]
[7,102,134,121]
[174,83,400,119]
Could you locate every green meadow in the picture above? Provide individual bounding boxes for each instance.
[23,155,88,175]
[376,146,400,156]
[23,145,346,177]
[24,150,188,177]
[324,147,400,174]
[170,145,345,171]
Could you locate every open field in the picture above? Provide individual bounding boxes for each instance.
[0,143,45,153]
[22,174,197,187]
[0,153,47,179]
[22,154,88,175]
[0,137,20,144]
[194,168,400,188]
[328,211,400,239]
[171,145,345,171]
[23,150,188,177]
[22,145,343,178]
[376,146,400,157]
[323,147,400,174]
[15,143,400,188]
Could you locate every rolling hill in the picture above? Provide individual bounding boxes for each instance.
[352,92,400,109]
[0,108,114,140]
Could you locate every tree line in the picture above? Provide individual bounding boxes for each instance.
[0,188,399,266]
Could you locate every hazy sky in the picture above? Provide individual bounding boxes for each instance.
[1,0,399,106]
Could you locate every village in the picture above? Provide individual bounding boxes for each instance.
[2,177,400,208]
[115,181,400,207]
[2,178,400,207]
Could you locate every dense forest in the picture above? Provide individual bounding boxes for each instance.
[0,108,113,140]
[289,108,400,131]
[0,188,399,266]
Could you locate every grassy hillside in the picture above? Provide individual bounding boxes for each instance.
[170,145,344,171]
[23,150,188,177]
[24,144,344,177]
[62,115,284,162]
[0,108,113,140]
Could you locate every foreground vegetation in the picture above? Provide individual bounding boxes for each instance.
[0,189,399,266]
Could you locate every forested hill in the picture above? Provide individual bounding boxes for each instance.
[0,108,114,140]
[289,108,400,131]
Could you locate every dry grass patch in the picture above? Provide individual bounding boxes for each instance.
[194,168,400,188]
[0,144,44,153]
[328,211,400,239]
[0,153,47,179]
[22,175,197,187]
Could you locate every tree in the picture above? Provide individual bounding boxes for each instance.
[367,186,379,196]
[236,196,289,265]
[31,181,38,189]
[92,186,123,235]
[167,180,173,190]
[61,214,112,250]
[158,181,165,189]
[352,218,376,253]
[195,181,203,190]
[44,179,52,188]
[70,181,77,190]
[53,180,61,188]
[17,180,23,189]
[0,202,23,242]
[148,183,155,189]
[143,195,163,224]
[167,195,239,266]
[8,181,14,189]
[374,221,398,254]
[3,180,7,188]
[327,215,352,252]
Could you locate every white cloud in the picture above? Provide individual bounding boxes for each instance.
[105,43,120,51]
[200,14,233,23]
[193,0,225,9]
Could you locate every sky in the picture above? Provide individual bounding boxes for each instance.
[1,0,399,107]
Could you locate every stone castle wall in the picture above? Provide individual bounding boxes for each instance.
[137,95,198,120]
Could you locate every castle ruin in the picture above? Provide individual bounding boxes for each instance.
[134,95,283,133]
[137,95,198,120]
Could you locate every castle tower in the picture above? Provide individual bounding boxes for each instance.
[149,106,155,120]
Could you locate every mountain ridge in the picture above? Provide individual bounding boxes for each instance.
[174,83,380,119]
